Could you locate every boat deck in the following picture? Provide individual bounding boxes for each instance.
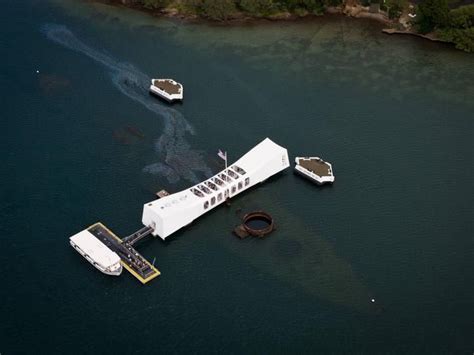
[87,223,160,284]
[298,158,332,177]
[152,79,181,95]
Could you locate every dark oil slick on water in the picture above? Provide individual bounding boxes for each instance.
[42,23,211,184]
[0,0,472,353]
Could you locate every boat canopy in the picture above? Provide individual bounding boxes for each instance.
[70,230,121,268]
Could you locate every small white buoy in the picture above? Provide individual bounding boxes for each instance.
[36,70,40,74]
[371,298,375,303]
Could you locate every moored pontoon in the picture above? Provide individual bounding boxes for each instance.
[294,156,335,185]
[149,78,183,102]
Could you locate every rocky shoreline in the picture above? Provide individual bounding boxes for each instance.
[91,0,392,24]
[91,0,448,46]
[381,28,450,43]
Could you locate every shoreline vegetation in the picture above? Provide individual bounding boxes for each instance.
[95,0,473,52]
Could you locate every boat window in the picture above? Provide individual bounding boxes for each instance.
[231,185,236,194]
[211,197,216,205]
[238,182,243,190]
[217,193,223,202]
[224,190,229,198]
[245,177,250,186]
[204,201,209,209]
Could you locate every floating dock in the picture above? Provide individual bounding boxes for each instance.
[294,157,335,185]
[86,223,160,284]
[149,78,183,102]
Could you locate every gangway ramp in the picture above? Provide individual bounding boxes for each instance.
[122,226,153,245]
[87,223,160,284]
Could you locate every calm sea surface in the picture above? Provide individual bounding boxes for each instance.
[1,1,473,353]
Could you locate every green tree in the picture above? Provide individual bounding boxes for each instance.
[180,0,204,14]
[439,27,474,52]
[417,0,450,33]
[385,0,407,19]
[239,0,276,15]
[201,0,237,20]
[324,0,343,6]
[438,4,474,52]
[282,0,324,12]
[141,0,171,9]
[448,4,474,28]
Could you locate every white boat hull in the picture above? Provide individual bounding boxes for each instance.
[70,240,122,276]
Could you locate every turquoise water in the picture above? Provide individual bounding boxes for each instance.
[1,1,473,353]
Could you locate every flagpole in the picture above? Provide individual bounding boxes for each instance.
[218,149,228,182]
[225,152,228,182]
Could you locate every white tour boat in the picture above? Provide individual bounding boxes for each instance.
[149,78,183,102]
[70,229,122,276]
[294,156,335,185]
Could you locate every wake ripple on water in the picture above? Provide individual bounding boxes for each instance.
[41,23,212,184]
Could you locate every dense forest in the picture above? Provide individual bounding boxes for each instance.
[139,0,342,18]
[418,0,474,52]
[120,0,474,52]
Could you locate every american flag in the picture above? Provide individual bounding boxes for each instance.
[217,149,227,161]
